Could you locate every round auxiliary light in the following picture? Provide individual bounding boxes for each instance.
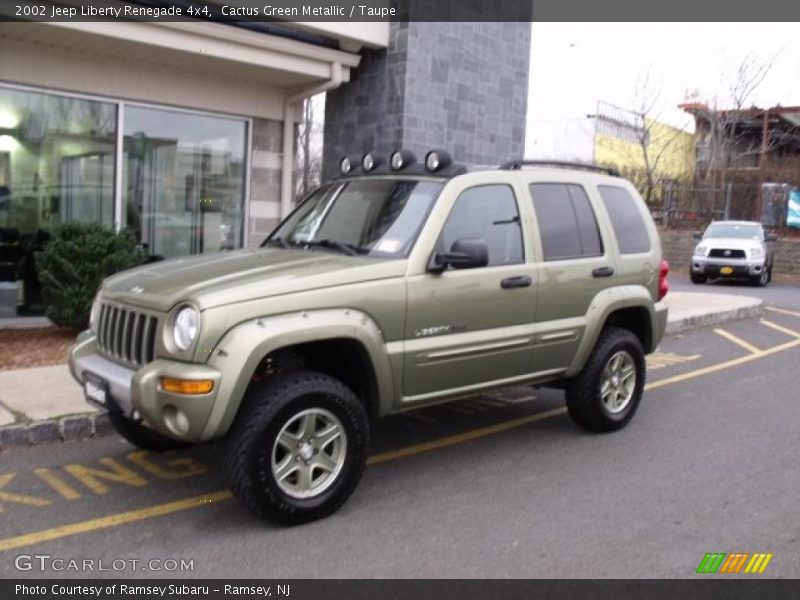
[391,149,416,171]
[340,156,352,175]
[425,149,452,172]
[362,153,376,172]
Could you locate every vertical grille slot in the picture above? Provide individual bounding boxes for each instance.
[95,302,160,368]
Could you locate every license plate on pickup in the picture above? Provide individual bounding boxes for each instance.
[720,266,734,275]
[83,373,108,409]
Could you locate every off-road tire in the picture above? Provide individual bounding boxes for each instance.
[566,327,646,433]
[108,413,188,451]
[225,370,369,525]
[690,272,707,284]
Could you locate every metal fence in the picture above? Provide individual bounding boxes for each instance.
[645,180,799,236]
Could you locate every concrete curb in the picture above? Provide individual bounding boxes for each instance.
[0,412,113,451]
[664,300,765,334]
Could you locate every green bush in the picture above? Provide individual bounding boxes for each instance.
[36,223,146,330]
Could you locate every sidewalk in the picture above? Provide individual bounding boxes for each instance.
[0,291,764,449]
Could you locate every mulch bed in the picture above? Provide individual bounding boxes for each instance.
[0,327,77,371]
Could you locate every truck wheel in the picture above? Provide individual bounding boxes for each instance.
[225,370,369,525]
[566,327,646,433]
[108,413,188,451]
[751,267,769,287]
[690,272,707,284]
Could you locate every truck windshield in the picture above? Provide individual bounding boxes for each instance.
[265,178,443,258]
[704,223,762,240]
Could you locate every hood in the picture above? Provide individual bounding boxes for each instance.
[100,247,405,312]
[701,237,763,250]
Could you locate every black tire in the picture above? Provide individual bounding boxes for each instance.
[566,327,646,433]
[108,412,188,451]
[225,370,369,525]
[751,266,769,287]
[690,272,707,284]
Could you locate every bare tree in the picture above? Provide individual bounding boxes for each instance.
[594,70,690,204]
[294,96,323,201]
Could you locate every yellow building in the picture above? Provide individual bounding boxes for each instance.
[592,102,694,200]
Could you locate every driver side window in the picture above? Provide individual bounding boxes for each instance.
[440,185,524,267]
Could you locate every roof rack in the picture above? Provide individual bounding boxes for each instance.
[499,160,620,177]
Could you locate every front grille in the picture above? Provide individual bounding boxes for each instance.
[709,248,746,259]
[96,303,159,368]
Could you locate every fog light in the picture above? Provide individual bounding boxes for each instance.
[362,153,376,172]
[425,149,452,172]
[391,149,416,170]
[160,377,214,395]
[340,156,351,175]
[163,405,191,436]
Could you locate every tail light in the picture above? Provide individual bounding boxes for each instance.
[658,259,670,300]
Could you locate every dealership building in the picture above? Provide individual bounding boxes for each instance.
[0,16,530,317]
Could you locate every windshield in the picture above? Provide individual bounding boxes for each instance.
[704,223,762,240]
[266,178,443,258]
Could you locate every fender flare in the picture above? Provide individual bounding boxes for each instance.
[200,308,394,440]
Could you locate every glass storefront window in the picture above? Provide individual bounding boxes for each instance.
[123,106,247,260]
[0,86,116,312]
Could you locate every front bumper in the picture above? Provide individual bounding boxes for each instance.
[69,332,221,442]
[691,256,766,278]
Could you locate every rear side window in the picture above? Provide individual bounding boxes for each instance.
[597,186,651,254]
[529,183,603,261]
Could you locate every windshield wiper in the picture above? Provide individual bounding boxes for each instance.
[302,239,362,256]
[264,237,292,249]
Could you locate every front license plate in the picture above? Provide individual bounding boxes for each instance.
[720,266,734,275]
[84,373,108,408]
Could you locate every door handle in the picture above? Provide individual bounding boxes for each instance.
[501,276,532,289]
[592,266,614,278]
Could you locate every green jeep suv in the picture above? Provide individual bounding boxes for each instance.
[70,151,669,524]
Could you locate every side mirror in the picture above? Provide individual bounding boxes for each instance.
[765,232,778,242]
[429,238,489,272]
[692,231,703,240]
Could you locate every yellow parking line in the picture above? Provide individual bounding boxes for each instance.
[2,335,800,551]
[0,490,233,552]
[713,328,762,355]
[760,319,800,339]
[766,306,800,319]
[645,337,800,391]
[366,407,567,465]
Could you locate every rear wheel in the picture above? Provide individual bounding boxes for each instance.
[566,327,646,433]
[225,370,369,525]
[690,272,707,284]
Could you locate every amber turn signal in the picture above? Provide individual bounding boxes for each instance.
[160,377,214,395]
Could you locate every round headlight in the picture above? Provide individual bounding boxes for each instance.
[362,153,375,172]
[173,306,199,351]
[340,157,351,175]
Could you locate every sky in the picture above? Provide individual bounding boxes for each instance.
[525,22,800,158]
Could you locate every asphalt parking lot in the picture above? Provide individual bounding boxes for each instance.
[1,283,799,578]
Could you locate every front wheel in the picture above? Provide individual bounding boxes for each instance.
[690,272,707,284]
[566,327,646,433]
[225,370,369,525]
[751,265,770,287]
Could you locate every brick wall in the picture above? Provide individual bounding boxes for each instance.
[658,228,800,276]
[323,21,530,179]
